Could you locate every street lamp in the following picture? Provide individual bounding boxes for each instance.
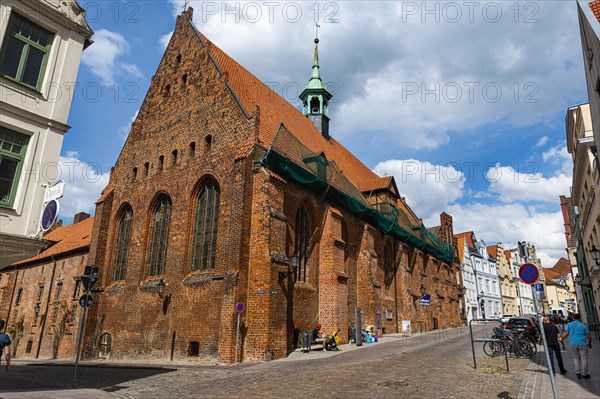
[590,244,600,270]
[34,303,40,315]
[574,275,592,289]
[279,252,299,282]
[156,279,166,298]
[420,284,427,296]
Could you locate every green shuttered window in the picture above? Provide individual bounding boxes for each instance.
[0,127,29,207]
[0,13,53,90]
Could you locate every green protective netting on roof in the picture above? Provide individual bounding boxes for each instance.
[260,124,455,263]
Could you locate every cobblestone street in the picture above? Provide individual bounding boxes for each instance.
[0,326,533,399]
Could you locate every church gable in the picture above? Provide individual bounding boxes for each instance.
[112,8,253,188]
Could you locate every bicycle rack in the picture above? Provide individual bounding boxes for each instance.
[469,318,509,372]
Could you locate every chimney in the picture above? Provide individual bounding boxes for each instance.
[73,212,90,224]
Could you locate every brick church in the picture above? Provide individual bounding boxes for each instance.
[85,8,464,362]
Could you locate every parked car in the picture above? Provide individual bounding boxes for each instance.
[501,314,516,324]
[505,317,540,342]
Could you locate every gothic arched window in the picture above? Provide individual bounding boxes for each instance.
[295,204,311,282]
[147,194,171,276]
[191,179,220,271]
[384,240,394,290]
[112,205,133,281]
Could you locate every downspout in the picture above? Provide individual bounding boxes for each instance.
[4,267,19,332]
[36,255,57,359]
[394,240,399,333]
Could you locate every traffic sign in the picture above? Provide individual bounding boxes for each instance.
[236,302,245,313]
[41,199,59,231]
[419,295,431,306]
[79,294,93,308]
[519,263,539,284]
[534,283,544,292]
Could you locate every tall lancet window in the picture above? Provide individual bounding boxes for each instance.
[148,194,171,276]
[295,204,311,282]
[113,206,133,281]
[191,179,220,271]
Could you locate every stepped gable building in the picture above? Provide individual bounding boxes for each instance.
[0,213,93,359]
[85,8,462,363]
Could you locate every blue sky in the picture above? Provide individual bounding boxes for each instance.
[58,1,591,267]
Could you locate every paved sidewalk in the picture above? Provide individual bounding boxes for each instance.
[518,341,600,399]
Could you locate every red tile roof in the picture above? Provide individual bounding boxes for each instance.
[504,250,512,263]
[454,232,475,249]
[487,245,498,260]
[590,0,600,23]
[358,176,393,193]
[194,26,423,226]
[12,217,94,266]
[543,267,561,285]
[551,257,572,276]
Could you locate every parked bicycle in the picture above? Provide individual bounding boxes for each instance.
[483,327,537,358]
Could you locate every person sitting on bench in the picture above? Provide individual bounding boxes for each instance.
[311,324,326,350]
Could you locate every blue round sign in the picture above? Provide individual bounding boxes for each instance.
[519,263,539,285]
[41,199,59,231]
[236,302,245,313]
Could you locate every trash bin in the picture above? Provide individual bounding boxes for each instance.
[302,331,310,353]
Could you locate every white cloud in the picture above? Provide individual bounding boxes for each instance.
[159,31,174,51]
[163,1,585,150]
[542,143,573,174]
[486,164,571,204]
[446,202,567,268]
[82,29,143,86]
[56,153,110,218]
[373,159,465,218]
[373,157,569,268]
[533,136,549,149]
[117,109,140,142]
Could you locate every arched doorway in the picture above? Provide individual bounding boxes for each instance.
[98,333,112,359]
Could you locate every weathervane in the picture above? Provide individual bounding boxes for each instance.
[183,0,190,12]
[315,22,320,42]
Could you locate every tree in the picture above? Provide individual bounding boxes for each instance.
[7,316,24,357]
[51,301,69,359]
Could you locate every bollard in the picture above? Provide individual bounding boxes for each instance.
[302,331,310,352]
[355,307,362,346]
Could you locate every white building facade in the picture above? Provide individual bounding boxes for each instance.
[509,249,535,315]
[0,0,93,267]
[458,237,478,322]
[456,232,502,320]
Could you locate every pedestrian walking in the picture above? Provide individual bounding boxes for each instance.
[542,316,566,374]
[562,313,592,379]
[0,319,11,373]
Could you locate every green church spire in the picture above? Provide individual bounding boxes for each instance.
[300,24,333,138]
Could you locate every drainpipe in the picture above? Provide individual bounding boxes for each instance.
[36,255,57,359]
[3,267,19,332]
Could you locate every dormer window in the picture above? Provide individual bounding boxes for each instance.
[0,13,54,91]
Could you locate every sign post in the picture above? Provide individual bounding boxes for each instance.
[73,266,99,385]
[235,302,245,365]
[519,263,558,399]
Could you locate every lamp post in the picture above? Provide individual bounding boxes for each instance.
[513,277,524,316]
[279,252,299,283]
[156,279,166,298]
[574,275,599,325]
[479,290,486,320]
[420,284,427,296]
[590,244,600,270]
